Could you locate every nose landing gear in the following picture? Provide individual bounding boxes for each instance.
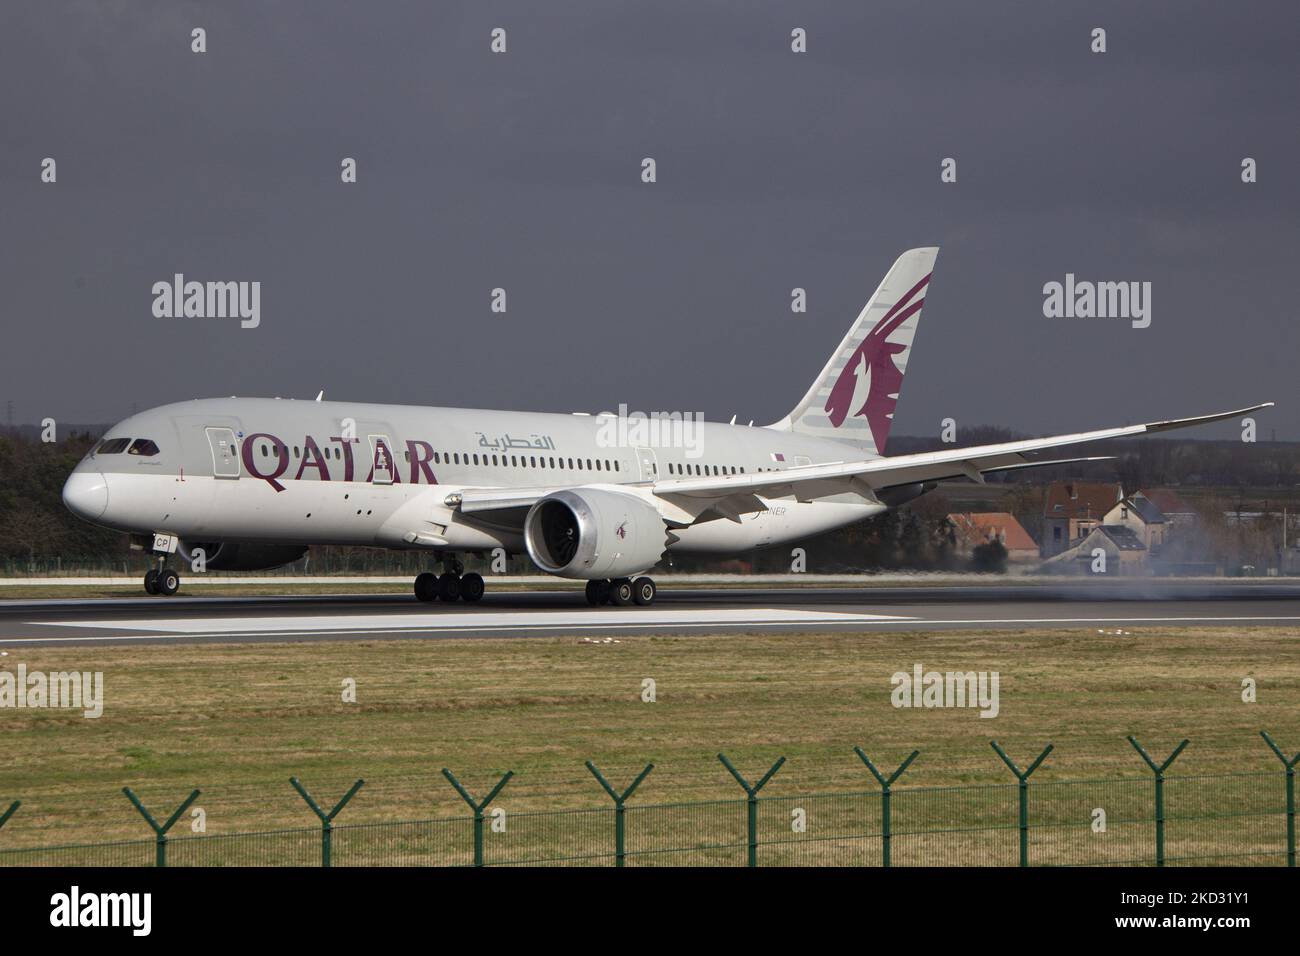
[143,557,181,596]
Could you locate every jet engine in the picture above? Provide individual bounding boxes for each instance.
[180,541,309,571]
[524,488,667,580]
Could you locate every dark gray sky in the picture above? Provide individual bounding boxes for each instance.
[2,0,1296,439]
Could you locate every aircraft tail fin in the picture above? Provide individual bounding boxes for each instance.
[766,247,938,455]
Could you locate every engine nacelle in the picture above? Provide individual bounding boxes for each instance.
[524,488,667,580]
[875,481,938,508]
[180,541,308,571]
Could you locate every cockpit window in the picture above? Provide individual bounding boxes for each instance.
[128,438,160,457]
[96,438,131,454]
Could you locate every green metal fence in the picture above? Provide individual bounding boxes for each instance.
[2,734,1296,867]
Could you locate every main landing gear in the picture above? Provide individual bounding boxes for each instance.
[414,555,484,604]
[586,576,656,607]
[143,556,181,596]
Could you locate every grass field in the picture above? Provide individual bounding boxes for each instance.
[2,624,1298,856]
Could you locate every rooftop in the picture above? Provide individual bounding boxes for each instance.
[947,512,1038,551]
[1044,481,1123,519]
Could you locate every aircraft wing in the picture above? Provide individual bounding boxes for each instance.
[454,402,1271,523]
[652,402,1272,515]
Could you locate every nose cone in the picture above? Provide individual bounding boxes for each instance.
[63,470,109,521]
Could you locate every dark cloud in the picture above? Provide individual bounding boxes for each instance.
[2,0,1295,439]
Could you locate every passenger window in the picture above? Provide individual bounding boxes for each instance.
[126,438,159,457]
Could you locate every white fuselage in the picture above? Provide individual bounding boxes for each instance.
[64,397,888,560]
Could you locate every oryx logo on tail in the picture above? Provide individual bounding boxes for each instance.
[823,272,931,450]
[766,247,937,454]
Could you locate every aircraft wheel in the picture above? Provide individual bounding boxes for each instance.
[585,580,602,606]
[632,576,656,606]
[610,578,634,607]
[461,572,485,603]
[143,569,160,595]
[437,572,462,602]
[414,572,439,603]
[157,569,181,596]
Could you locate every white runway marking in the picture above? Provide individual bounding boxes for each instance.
[6,611,1297,646]
[922,616,1300,625]
[32,607,912,636]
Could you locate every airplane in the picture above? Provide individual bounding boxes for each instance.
[61,247,1272,606]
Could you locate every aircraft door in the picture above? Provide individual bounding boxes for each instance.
[205,427,240,478]
[635,447,659,482]
[368,434,396,485]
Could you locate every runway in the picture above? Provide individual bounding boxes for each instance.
[0,582,1297,646]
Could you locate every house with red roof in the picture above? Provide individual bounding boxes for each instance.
[947,512,1039,563]
[1040,481,1124,557]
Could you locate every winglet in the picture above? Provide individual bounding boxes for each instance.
[1143,402,1273,434]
